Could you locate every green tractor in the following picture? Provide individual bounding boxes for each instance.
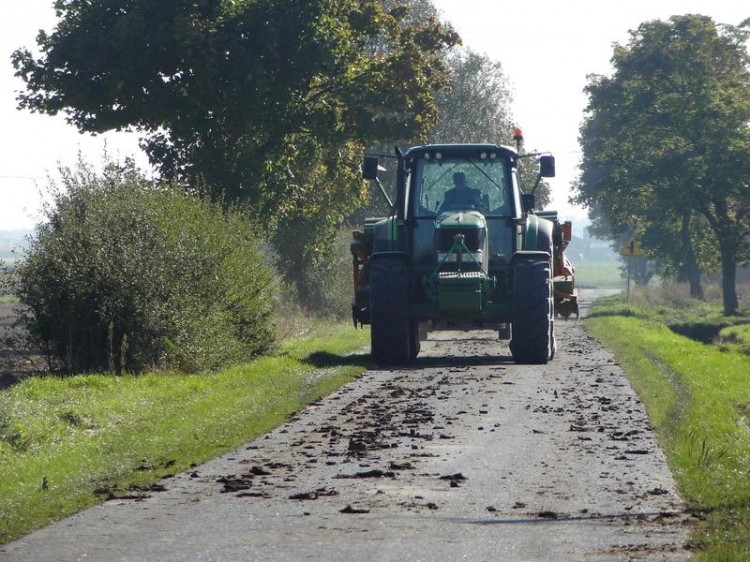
[351,137,577,365]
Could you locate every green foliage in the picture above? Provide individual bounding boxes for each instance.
[13,0,465,320]
[12,1,463,319]
[574,15,750,313]
[0,411,31,454]
[273,227,356,320]
[15,157,276,374]
[267,141,370,317]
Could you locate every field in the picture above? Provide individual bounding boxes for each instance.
[572,260,624,289]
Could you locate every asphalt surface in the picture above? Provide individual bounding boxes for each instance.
[1,290,692,561]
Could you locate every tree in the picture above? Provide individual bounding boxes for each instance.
[573,15,750,314]
[428,49,513,144]
[13,0,458,207]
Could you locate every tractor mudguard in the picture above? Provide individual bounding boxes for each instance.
[371,217,401,253]
[522,214,554,254]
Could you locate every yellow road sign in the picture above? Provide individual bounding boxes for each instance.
[619,237,642,257]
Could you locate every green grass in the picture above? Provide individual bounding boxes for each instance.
[0,324,370,544]
[573,261,624,289]
[585,294,750,559]
[718,323,750,355]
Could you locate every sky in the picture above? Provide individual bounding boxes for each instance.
[0,2,145,231]
[1,1,748,232]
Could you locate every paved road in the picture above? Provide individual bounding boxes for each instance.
[1,290,691,561]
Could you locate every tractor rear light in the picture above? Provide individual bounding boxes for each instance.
[562,221,572,242]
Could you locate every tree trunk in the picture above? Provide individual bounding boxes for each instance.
[678,213,704,300]
[684,251,704,300]
[701,200,740,316]
[719,237,739,316]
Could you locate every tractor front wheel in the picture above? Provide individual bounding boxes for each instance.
[370,254,414,364]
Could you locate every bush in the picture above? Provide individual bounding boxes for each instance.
[273,223,356,321]
[15,158,276,374]
[295,229,357,319]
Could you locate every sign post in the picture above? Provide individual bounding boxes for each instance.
[619,237,642,303]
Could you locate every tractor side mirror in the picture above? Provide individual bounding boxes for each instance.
[522,193,535,212]
[362,156,379,180]
[539,155,555,178]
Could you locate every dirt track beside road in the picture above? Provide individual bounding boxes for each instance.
[2,290,692,561]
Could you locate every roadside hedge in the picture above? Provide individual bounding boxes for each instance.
[15,158,276,374]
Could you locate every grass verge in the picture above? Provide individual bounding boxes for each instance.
[0,323,370,544]
[585,294,750,560]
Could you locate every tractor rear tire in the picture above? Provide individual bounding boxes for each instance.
[409,321,421,360]
[510,256,554,364]
[370,254,413,364]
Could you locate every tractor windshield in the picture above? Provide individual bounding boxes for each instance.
[412,156,512,217]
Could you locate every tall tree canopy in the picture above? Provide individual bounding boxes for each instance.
[573,14,750,314]
[13,0,459,214]
[428,49,513,145]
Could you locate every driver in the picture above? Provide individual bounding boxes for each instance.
[442,172,483,210]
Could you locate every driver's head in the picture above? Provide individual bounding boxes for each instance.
[453,172,467,188]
